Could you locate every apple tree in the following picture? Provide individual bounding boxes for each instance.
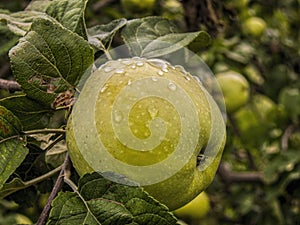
[0,0,299,225]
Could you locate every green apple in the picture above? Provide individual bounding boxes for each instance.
[121,0,156,14]
[174,191,210,219]
[233,94,276,146]
[216,71,250,113]
[66,58,226,210]
[242,17,267,37]
[15,214,33,224]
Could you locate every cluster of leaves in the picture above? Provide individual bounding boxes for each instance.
[0,0,211,224]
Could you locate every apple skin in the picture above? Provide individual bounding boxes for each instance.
[242,17,267,37]
[121,0,156,13]
[174,191,210,220]
[66,58,226,210]
[216,71,250,113]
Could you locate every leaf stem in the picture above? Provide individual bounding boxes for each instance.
[23,128,66,135]
[43,134,65,152]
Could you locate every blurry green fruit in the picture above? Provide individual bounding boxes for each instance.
[242,17,267,37]
[216,71,250,113]
[234,94,276,146]
[66,58,226,210]
[15,214,33,224]
[279,87,300,122]
[121,0,155,14]
[174,191,210,219]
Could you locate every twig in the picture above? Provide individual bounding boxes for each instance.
[0,128,66,145]
[281,125,295,151]
[92,0,116,12]
[218,162,265,183]
[1,165,63,199]
[0,78,21,92]
[36,153,72,225]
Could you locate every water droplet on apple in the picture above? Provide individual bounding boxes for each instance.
[104,66,114,73]
[162,67,169,73]
[113,110,123,123]
[115,68,125,74]
[184,75,191,81]
[157,70,164,76]
[148,106,158,118]
[100,84,109,93]
[168,82,177,91]
[136,61,144,67]
[152,76,158,82]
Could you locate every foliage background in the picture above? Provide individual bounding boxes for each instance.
[0,0,299,225]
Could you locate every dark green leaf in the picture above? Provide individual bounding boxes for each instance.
[0,105,22,138]
[48,173,178,225]
[187,31,211,52]
[46,0,89,39]
[9,18,94,107]
[0,139,29,190]
[0,95,53,130]
[88,18,127,50]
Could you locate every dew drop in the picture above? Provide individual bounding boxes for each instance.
[127,80,132,86]
[115,68,125,74]
[136,61,144,67]
[100,84,109,93]
[131,64,136,69]
[104,66,114,73]
[113,110,123,123]
[151,76,158,82]
[157,70,164,76]
[162,67,169,73]
[174,65,188,75]
[184,75,191,81]
[193,75,202,84]
[148,106,158,118]
[168,82,177,91]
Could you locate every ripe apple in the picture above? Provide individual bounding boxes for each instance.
[216,71,250,113]
[242,17,267,37]
[174,191,210,219]
[66,57,226,210]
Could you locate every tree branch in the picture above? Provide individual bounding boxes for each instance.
[36,153,72,225]
[0,78,21,92]
[217,162,265,184]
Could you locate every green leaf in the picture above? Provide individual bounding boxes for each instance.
[121,17,210,58]
[0,139,29,190]
[187,31,211,52]
[0,177,26,199]
[25,0,53,12]
[9,18,94,107]
[0,106,22,138]
[46,0,89,39]
[0,11,47,36]
[0,95,53,130]
[0,23,19,55]
[88,18,127,50]
[48,173,178,225]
